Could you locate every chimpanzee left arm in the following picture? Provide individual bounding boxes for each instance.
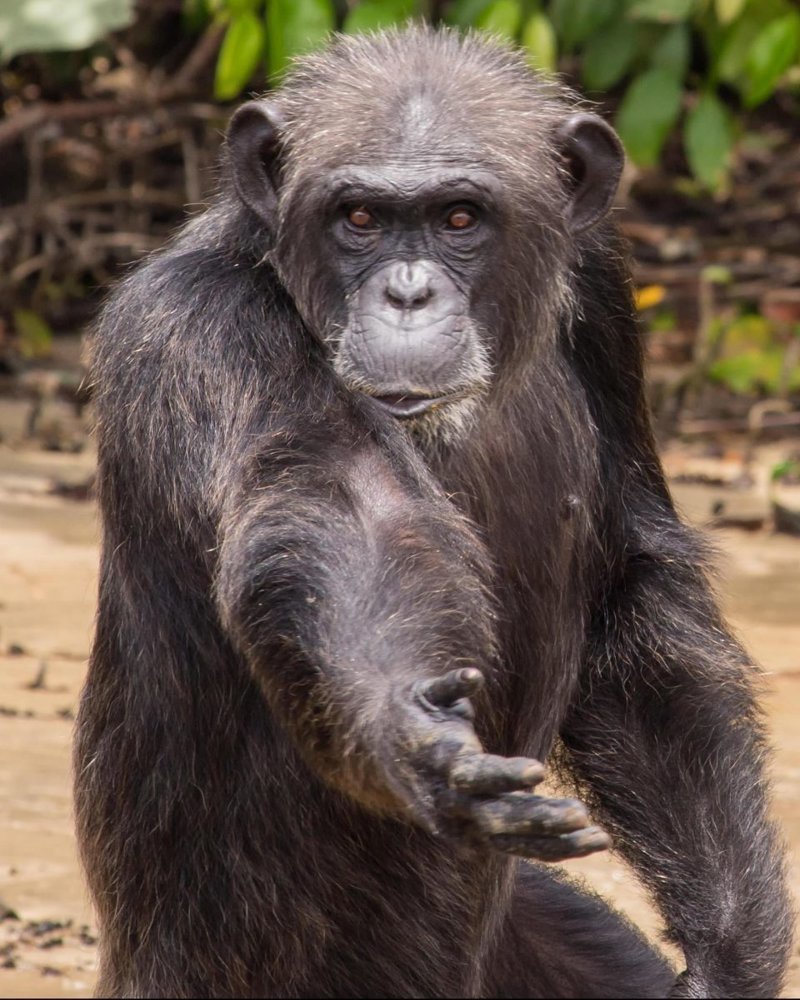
[561,511,792,998]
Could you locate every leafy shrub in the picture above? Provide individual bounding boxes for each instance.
[709,313,800,395]
[3,0,799,192]
[0,0,134,62]
[200,0,800,192]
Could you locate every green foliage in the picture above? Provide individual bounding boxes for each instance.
[13,309,53,360]
[582,21,637,90]
[616,68,683,167]
[266,0,335,79]
[199,0,339,89]
[225,0,261,13]
[522,12,557,73]
[709,352,777,394]
[475,0,523,38]
[0,0,134,62]
[700,263,733,286]
[550,0,618,53]
[628,0,694,23]
[742,11,800,108]
[650,22,690,76]
[708,313,800,395]
[445,0,494,28]
[214,11,265,99]
[343,0,420,34]
[771,459,800,483]
[714,0,746,25]
[5,0,800,193]
[685,94,733,191]
[433,0,798,192]
[714,0,792,85]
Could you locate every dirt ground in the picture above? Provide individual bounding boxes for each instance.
[1,393,800,998]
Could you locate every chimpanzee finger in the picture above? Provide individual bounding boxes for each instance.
[490,826,611,862]
[417,668,484,709]
[449,755,545,794]
[469,793,590,837]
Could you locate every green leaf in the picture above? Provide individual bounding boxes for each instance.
[615,67,683,167]
[183,0,212,32]
[715,0,792,84]
[714,0,745,24]
[0,0,134,61]
[214,11,265,99]
[701,263,733,284]
[267,0,335,79]
[13,309,52,360]
[444,0,494,27]
[550,0,619,52]
[225,0,262,14]
[696,3,728,67]
[628,0,694,23]
[709,352,764,394]
[771,459,800,482]
[723,311,773,350]
[474,0,523,38]
[343,0,420,34]
[742,11,800,108]
[522,12,557,72]
[650,22,690,77]
[710,345,785,394]
[581,20,637,90]
[685,92,733,190]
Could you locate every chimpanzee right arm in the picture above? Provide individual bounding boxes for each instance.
[214,421,607,860]
[91,238,604,862]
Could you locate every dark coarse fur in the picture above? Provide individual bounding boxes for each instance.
[75,26,792,999]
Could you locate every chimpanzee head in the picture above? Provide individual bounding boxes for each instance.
[227,28,623,432]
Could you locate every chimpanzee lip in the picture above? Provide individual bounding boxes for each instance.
[371,392,448,418]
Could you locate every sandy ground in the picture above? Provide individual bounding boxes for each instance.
[1,393,800,997]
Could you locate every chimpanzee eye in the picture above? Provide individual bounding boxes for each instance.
[347,206,376,229]
[445,207,477,230]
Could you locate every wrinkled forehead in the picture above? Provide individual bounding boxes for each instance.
[281,89,560,208]
[284,88,480,164]
[318,163,503,205]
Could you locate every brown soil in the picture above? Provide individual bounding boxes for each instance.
[1,401,799,997]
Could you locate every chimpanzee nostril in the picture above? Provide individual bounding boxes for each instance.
[409,286,433,309]
[384,261,435,310]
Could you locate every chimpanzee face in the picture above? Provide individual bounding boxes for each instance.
[226,96,623,433]
[311,164,504,421]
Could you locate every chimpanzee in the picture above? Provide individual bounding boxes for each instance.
[74,26,792,1000]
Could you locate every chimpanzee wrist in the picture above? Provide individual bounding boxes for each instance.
[672,952,786,999]
[669,969,710,999]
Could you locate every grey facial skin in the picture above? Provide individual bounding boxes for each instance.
[336,258,487,410]
[311,164,504,431]
[75,26,791,1000]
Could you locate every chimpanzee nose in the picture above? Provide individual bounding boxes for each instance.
[384,261,435,310]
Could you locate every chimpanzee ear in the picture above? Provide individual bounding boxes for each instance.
[226,100,286,226]
[556,113,624,234]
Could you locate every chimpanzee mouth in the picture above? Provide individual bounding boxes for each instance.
[371,393,449,418]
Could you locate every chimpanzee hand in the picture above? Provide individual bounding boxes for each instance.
[383,667,610,862]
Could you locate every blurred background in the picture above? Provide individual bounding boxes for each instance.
[0,0,799,995]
